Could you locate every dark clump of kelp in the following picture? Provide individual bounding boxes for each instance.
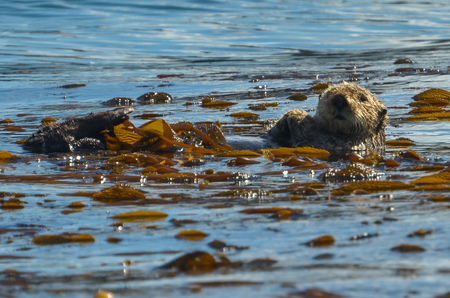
[0,76,450,298]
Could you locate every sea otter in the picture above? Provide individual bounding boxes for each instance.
[268,83,388,152]
[23,107,134,153]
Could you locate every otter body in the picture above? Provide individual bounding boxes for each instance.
[23,107,134,153]
[268,83,387,152]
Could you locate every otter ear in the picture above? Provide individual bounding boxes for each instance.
[375,108,388,133]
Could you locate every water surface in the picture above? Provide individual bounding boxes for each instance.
[1,1,450,297]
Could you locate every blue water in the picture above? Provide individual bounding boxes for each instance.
[1,1,450,298]
[2,0,450,85]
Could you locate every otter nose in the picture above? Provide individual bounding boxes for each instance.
[331,94,349,111]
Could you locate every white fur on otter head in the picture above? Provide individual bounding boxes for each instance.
[315,82,387,138]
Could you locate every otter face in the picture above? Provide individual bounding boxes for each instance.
[316,83,387,136]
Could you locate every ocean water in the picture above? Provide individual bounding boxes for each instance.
[1,0,450,84]
[1,1,450,297]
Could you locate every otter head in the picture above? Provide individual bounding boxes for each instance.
[315,83,387,137]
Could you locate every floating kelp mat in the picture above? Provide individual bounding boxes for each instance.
[1,70,450,298]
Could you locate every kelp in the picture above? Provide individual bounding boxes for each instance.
[41,116,56,125]
[405,165,445,172]
[409,98,450,107]
[429,196,450,202]
[92,184,147,203]
[394,58,413,64]
[408,106,445,114]
[218,150,260,158]
[229,112,259,119]
[0,151,17,162]
[248,102,278,110]
[94,290,115,298]
[1,202,24,209]
[67,202,85,209]
[306,235,335,247]
[391,244,425,253]
[413,185,450,192]
[107,237,123,244]
[386,139,415,147]
[2,125,24,132]
[153,165,179,174]
[0,118,14,124]
[108,152,162,166]
[201,96,237,109]
[58,83,86,89]
[413,88,450,101]
[346,153,375,165]
[171,219,199,227]
[407,111,450,121]
[160,251,218,272]
[227,157,260,166]
[269,209,305,220]
[108,119,178,151]
[333,181,415,194]
[175,230,209,241]
[33,233,95,245]
[112,210,168,222]
[6,61,450,298]
[411,169,450,185]
[321,163,382,182]
[408,229,434,238]
[202,172,235,183]
[208,239,249,251]
[399,149,423,161]
[0,174,88,184]
[171,122,233,152]
[59,191,94,197]
[104,118,234,154]
[112,121,143,146]
[311,82,330,94]
[287,288,346,298]
[385,159,401,167]
[409,89,450,111]
[282,157,314,167]
[260,147,330,160]
[288,93,307,101]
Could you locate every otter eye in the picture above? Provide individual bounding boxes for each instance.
[359,95,368,103]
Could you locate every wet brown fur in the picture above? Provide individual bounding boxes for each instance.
[23,107,134,153]
[268,83,388,152]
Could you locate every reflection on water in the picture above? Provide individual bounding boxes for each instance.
[1,1,450,297]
